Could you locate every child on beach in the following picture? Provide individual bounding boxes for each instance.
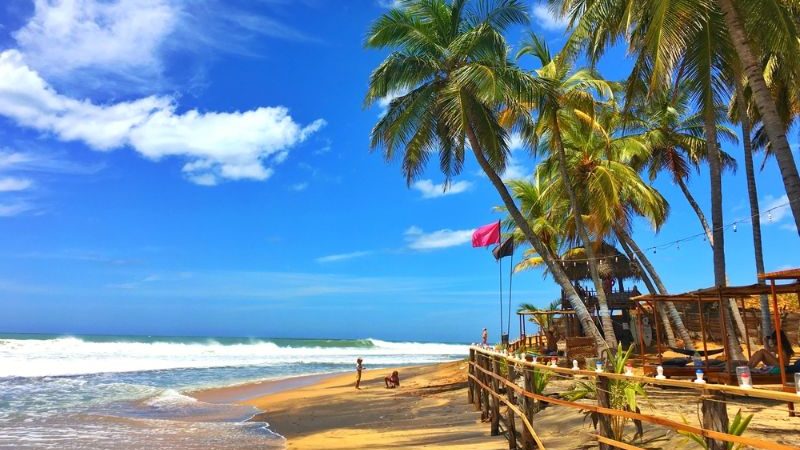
[481,328,488,346]
[355,358,364,389]
[384,371,400,389]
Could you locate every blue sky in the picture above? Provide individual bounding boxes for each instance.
[0,0,797,343]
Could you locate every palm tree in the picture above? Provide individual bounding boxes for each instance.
[518,300,562,353]
[553,0,747,361]
[729,76,771,345]
[553,0,800,234]
[715,0,800,236]
[364,0,608,351]
[626,79,737,248]
[532,103,697,349]
[513,33,618,347]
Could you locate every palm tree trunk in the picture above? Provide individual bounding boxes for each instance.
[617,235,678,347]
[465,126,608,353]
[552,119,617,348]
[717,0,800,236]
[704,110,745,361]
[676,177,714,247]
[737,86,772,344]
[617,229,694,350]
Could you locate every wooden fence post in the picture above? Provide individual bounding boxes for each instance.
[702,390,729,450]
[480,354,490,422]
[468,348,475,406]
[506,361,518,450]
[596,375,613,450]
[490,355,501,436]
[522,366,536,450]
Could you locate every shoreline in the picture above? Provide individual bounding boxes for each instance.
[231,360,503,449]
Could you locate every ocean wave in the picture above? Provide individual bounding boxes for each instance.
[0,335,467,378]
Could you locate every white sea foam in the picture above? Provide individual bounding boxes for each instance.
[0,336,467,378]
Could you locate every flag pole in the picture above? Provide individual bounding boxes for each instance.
[508,247,513,341]
[497,220,503,343]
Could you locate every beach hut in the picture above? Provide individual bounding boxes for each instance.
[634,272,800,412]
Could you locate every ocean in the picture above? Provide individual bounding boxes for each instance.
[0,333,467,449]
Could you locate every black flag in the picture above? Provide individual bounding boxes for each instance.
[492,236,514,260]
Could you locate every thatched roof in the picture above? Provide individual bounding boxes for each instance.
[516,241,641,282]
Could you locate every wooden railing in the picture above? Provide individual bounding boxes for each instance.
[467,347,799,450]
[507,335,545,354]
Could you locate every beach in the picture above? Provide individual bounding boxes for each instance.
[0,333,467,449]
[194,356,800,450]
[197,360,504,449]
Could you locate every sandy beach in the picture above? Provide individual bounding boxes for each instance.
[191,356,800,450]
[212,361,505,449]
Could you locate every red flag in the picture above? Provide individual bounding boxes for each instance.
[472,221,501,247]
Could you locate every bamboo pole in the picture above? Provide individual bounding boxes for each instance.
[468,348,475,405]
[469,373,546,449]
[522,366,536,450]
[471,347,800,403]
[490,355,500,436]
[506,363,518,450]
[470,358,798,450]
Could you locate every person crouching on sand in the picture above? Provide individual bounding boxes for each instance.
[384,370,400,389]
[355,358,364,389]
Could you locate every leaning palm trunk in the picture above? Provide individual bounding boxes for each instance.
[465,126,608,353]
[617,229,694,350]
[616,234,677,347]
[676,177,714,247]
[553,122,617,348]
[737,85,772,344]
[716,0,800,236]
[705,111,746,361]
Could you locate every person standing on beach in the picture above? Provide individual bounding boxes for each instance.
[481,328,488,346]
[355,358,364,389]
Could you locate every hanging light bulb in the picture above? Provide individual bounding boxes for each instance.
[768,211,773,222]
[615,256,619,263]
[677,242,680,251]
[733,223,737,232]
[653,248,657,255]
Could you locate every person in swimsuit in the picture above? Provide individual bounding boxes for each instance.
[748,330,796,374]
[481,328,488,346]
[355,358,364,389]
[384,370,400,388]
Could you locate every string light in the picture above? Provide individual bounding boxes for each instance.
[546,200,792,265]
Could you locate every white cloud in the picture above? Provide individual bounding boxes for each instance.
[532,4,569,31]
[377,0,404,8]
[0,177,33,192]
[0,202,35,217]
[761,194,791,224]
[412,179,473,199]
[289,182,309,192]
[404,226,473,250]
[0,50,325,185]
[14,0,177,77]
[507,132,525,151]
[501,158,528,181]
[377,88,409,116]
[315,251,372,263]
